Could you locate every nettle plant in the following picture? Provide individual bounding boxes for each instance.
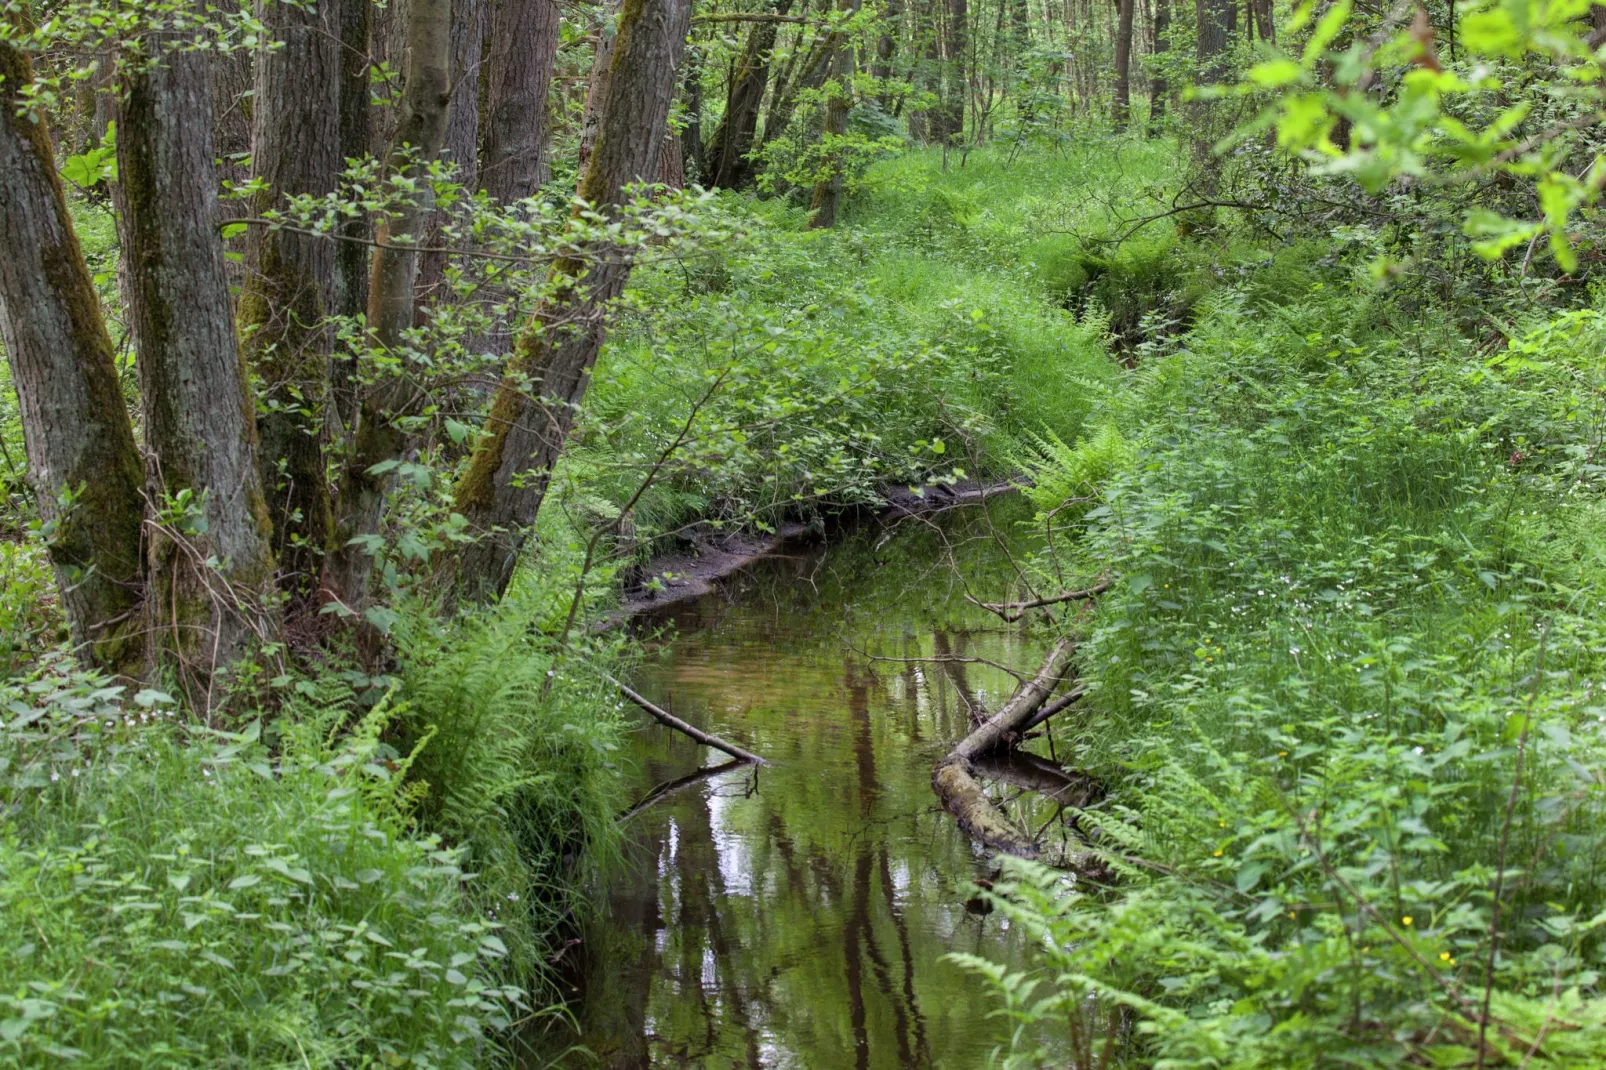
[1231,0,1606,270]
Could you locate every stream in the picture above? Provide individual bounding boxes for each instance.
[567,496,1086,1068]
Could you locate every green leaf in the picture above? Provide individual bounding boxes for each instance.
[1248,59,1304,88]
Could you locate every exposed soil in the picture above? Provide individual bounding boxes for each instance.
[607,478,1024,624]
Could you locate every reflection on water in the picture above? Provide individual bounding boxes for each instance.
[571,498,1078,1068]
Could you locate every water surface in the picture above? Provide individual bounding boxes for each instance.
[572,498,1083,1068]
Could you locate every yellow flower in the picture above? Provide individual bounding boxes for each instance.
[1402,916,1413,926]
[1213,849,1223,857]
[1439,952,1451,961]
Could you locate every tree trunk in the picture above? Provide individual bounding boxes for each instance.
[1249,0,1273,41]
[872,0,903,111]
[241,0,342,599]
[481,0,562,201]
[448,0,693,603]
[808,0,854,229]
[0,42,145,674]
[941,0,968,144]
[680,47,706,182]
[416,0,485,312]
[326,0,454,610]
[1113,0,1135,130]
[1190,0,1233,181]
[1148,0,1168,133]
[332,0,373,436]
[759,24,833,149]
[116,38,281,690]
[704,0,792,189]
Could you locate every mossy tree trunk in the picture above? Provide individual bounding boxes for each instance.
[0,42,146,674]
[807,0,854,230]
[116,37,281,693]
[447,0,693,604]
[704,0,792,190]
[240,0,343,600]
[481,0,561,201]
[326,0,454,610]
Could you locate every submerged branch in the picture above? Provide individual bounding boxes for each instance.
[608,674,767,765]
[932,638,1095,865]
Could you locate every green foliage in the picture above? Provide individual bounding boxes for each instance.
[971,257,1606,1066]
[0,671,525,1067]
[1233,0,1606,269]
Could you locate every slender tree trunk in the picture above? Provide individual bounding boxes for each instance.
[1190,0,1232,182]
[0,42,145,673]
[576,5,620,176]
[760,24,834,149]
[241,0,342,599]
[872,0,903,110]
[681,47,706,182]
[416,0,485,312]
[481,0,561,200]
[1148,0,1168,133]
[116,38,281,690]
[332,0,373,436]
[326,0,454,610]
[942,0,968,144]
[448,0,693,603]
[705,0,792,189]
[1113,0,1135,129]
[808,0,854,229]
[1249,0,1273,41]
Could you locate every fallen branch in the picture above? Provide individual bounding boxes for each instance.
[607,675,767,765]
[932,638,1077,859]
[1019,684,1086,734]
[967,580,1114,623]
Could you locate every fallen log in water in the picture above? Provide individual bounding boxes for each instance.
[607,675,767,765]
[931,637,1074,859]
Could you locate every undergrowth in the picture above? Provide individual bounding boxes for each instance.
[962,247,1606,1067]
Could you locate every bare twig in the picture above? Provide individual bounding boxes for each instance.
[966,580,1114,623]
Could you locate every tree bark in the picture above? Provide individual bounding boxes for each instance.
[241,0,343,599]
[448,0,693,603]
[481,0,561,201]
[1147,0,1168,133]
[576,5,620,176]
[940,0,968,144]
[872,0,903,110]
[807,0,854,229]
[704,0,792,189]
[1113,0,1135,130]
[116,37,281,689]
[680,47,706,182]
[326,0,454,609]
[0,42,146,673]
[416,0,485,312]
[1190,0,1233,182]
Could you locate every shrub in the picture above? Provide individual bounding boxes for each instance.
[0,668,525,1067]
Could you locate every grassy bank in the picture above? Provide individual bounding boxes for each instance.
[971,236,1606,1064]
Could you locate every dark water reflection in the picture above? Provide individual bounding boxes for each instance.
[570,498,1080,1068]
